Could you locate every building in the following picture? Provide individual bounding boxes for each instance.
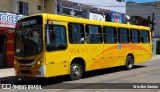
[126,1,160,55]
[0,12,24,67]
[152,37,160,55]
[0,0,126,67]
[0,0,126,23]
[58,0,126,23]
[0,0,126,21]
[126,1,160,36]
[0,0,59,15]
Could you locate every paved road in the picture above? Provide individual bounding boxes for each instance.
[1,58,160,92]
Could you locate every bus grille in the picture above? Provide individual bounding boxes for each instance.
[17,59,35,64]
[20,70,31,74]
[19,65,32,68]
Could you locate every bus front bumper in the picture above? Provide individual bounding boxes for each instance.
[15,65,46,77]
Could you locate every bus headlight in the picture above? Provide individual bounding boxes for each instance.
[14,61,17,67]
[37,58,44,66]
[38,61,41,65]
[14,61,16,65]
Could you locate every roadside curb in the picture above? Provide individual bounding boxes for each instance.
[0,68,15,78]
[150,55,160,61]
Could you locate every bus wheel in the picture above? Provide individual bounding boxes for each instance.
[125,55,134,70]
[70,63,83,80]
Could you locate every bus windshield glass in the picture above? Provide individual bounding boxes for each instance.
[15,15,43,57]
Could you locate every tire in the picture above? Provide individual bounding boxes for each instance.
[70,63,83,80]
[125,55,134,70]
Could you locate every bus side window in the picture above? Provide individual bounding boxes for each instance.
[130,29,140,43]
[68,23,84,44]
[118,28,130,43]
[86,25,102,44]
[103,26,117,44]
[46,24,67,51]
[140,30,150,43]
[49,26,56,44]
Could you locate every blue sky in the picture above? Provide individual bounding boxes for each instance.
[126,0,160,3]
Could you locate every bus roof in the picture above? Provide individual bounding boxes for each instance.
[19,13,150,30]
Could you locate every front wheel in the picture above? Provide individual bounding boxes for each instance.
[125,56,134,70]
[70,63,83,80]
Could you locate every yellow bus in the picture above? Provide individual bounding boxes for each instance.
[14,13,152,80]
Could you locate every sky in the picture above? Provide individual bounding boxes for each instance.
[126,0,160,3]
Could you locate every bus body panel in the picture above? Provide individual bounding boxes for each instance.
[14,13,152,78]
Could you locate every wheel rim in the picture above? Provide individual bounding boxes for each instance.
[71,65,80,77]
[127,57,133,68]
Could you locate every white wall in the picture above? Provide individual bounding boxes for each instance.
[66,0,126,14]
[89,12,106,21]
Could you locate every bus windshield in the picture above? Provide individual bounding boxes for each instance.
[15,27,43,57]
[15,15,43,57]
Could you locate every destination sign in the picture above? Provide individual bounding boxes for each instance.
[21,19,37,27]
[18,15,42,28]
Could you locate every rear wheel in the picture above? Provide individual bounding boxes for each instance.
[125,55,134,70]
[70,63,83,80]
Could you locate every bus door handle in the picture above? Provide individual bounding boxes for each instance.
[48,62,54,64]
[92,58,95,60]
[109,57,112,58]
[117,56,121,58]
[61,61,67,63]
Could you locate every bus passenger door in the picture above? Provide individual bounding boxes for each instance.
[45,24,69,77]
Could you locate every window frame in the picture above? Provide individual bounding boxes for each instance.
[19,1,29,15]
[46,24,68,52]
[130,29,140,44]
[85,24,102,44]
[118,27,130,44]
[68,23,85,44]
[140,30,150,43]
[103,26,117,44]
